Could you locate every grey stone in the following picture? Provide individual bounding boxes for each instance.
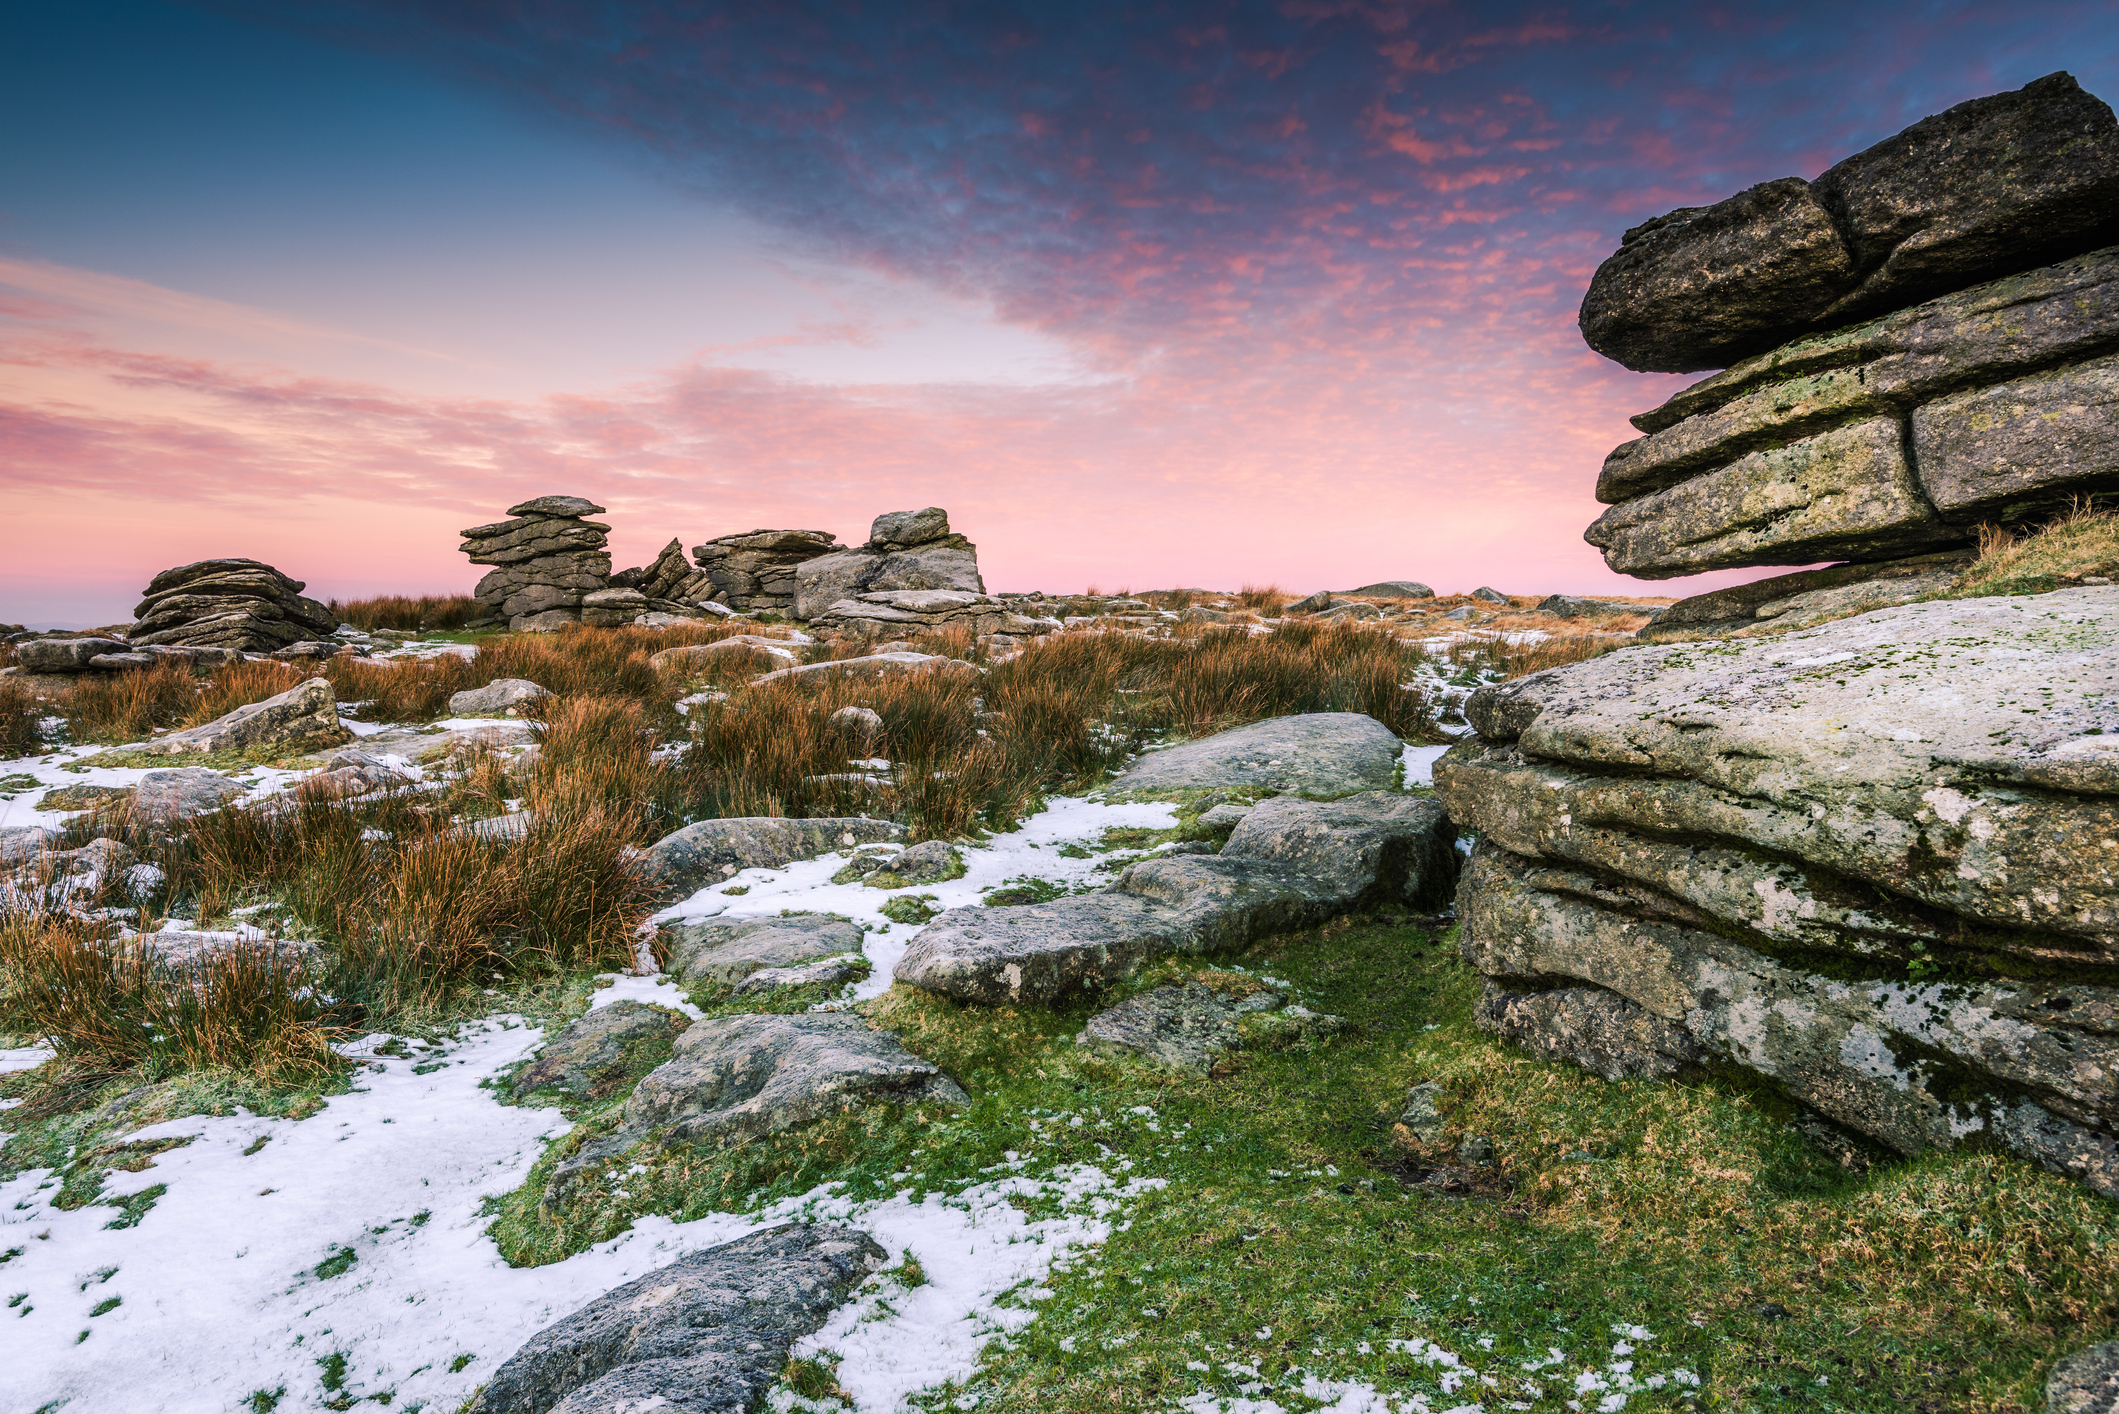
[1579,73,2119,373]
[807,589,1037,640]
[644,817,907,898]
[132,768,248,823]
[136,678,345,757]
[511,1001,691,1101]
[894,793,1455,1004]
[1579,177,1858,373]
[34,783,133,814]
[1110,712,1404,797]
[506,495,606,518]
[730,956,867,997]
[1913,350,2119,518]
[691,529,841,612]
[1442,606,1478,622]
[1344,581,1435,598]
[664,913,866,985]
[749,652,977,687]
[1285,591,1333,614]
[1473,981,1705,1082]
[793,525,987,620]
[1398,1081,1446,1143]
[126,559,336,652]
[1196,802,1253,831]
[829,705,884,739]
[648,637,802,672]
[446,678,552,717]
[1453,843,2119,1195]
[14,638,131,673]
[1075,981,1289,1071]
[580,587,651,628]
[358,723,538,761]
[869,506,951,548]
[1635,551,1975,642]
[1533,595,1662,619]
[132,930,320,975]
[878,839,962,886]
[621,1012,966,1150]
[466,1225,883,1414]
[0,827,50,865]
[2048,1341,2119,1414]
[460,518,611,567]
[1584,417,1966,577]
[1469,587,1509,605]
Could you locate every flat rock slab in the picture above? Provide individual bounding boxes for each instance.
[730,955,866,996]
[1111,712,1404,797]
[896,793,1455,1004]
[749,652,976,686]
[469,1225,882,1414]
[1075,981,1347,1071]
[138,677,345,757]
[511,1001,691,1101]
[644,817,907,897]
[357,723,539,761]
[445,678,551,717]
[622,1012,967,1150]
[665,913,866,985]
[133,768,248,823]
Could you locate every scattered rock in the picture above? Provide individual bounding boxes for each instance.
[1110,712,1405,798]
[750,651,978,687]
[1473,982,1704,1082]
[1634,550,1975,641]
[35,783,132,814]
[1579,73,2119,372]
[663,913,866,986]
[510,1002,691,1101]
[1285,591,1334,614]
[620,1013,966,1152]
[869,839,962,887]
[649,637,802,672]
[896,792,1455,1004]
[579,587,649,628]
[462,496,612,631]
[1196,802,1253,831]
[445,678,552,717]
[611,537,716,611]
[643,817,908,897]
[135,678,345,757]
[731,955,867,997]
[808,589,1049,642]
[466,1225,885,1414]
[1076,980,1343,1072]
[0,827,50,865]
[1398,1081,1446,1144]
[14,638,133,673]
[132,768,249,823]
[126,559,339,652]
[830,705,885,740]
[132,931,320,974]
[1533,594,1663,619]
[1468,587,1509,604]
[1343,581,1435,598]
[1441,606,1479,622]
[2049,1342,2119,1414]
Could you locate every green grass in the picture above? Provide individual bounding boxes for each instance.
[468,914,2112,1412]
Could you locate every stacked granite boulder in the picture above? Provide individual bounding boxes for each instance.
[1580,72,2119,634]
[611,537,716,614]
[1437,73,2119,1200]
[793,508,987,620]
[691,529,841,613]
[127,559,338,652]
[461,496,612,631]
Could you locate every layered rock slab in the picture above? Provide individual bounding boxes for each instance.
[1109,712,1405,797]
[691,529,840,613]
[792,507,985,621]
[462,496,613,630]
[663,913,865,986]
[135,677,346,758]
[643,817,908,898]
[126,559,338,652]
[895,792,1456,1004]
[1435,591,2119,1194]
[466,1225,883,1414]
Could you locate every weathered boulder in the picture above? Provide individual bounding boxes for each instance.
[462,496,612,630]
[136,678,345,757]
[807,589,1043,641]
[643,816,907,897]
[1076,980,1342,1072]
[132,768,248,823]
[1473,981,1704,1083]
[446,678,551,717]
[35,783,132,814]
[621,1013,966,1149]
[749,650,978,687]
[1580,73,2119,372]
[792,507,986,622]
[1110,713,1404,797]
[612,537,715,608]
[648,636,801,672]
[895,793,1455,1004]
[663,913,865,986]
[690,528,841,613]
[126,559,338,652]
[579,587,650,628]
[1533,594,1664,619]
[1435,590,2119,1196]
[1635,550,1975,641]
[1344,581,1435,598]
[2049,1343,2119,1414]
[510,1001,691,1101]
[131,930,320,975]
[14,638,132,673]
[466,1225,883,1414]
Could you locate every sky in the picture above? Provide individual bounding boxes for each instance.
[3,1,2116,624]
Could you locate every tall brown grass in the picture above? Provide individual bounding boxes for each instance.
[1953,496,2119,598]
[59,663,203,744]
[1234,583,1291,614]
[328,594,481,632]
[0,679,46,757]
[0,913,341,1083]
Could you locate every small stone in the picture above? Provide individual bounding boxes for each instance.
[663,913,867,986]
[1196,803,1254,831]
[510,1001,690,1101]
[1398,1081,1446,1143]
[1343,581,1435,598]
[1468,587,1509,604]
[446,679,552,718]
[2048,1341,2119,1414]
[1285,591,1333,614]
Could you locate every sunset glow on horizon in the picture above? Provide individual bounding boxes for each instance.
[6,0,2116,626]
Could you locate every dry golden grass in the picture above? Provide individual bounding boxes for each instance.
[1234,583,1291,613]
[0,678,45,756]
[328,593,481,631]
[1951,497,2119,598]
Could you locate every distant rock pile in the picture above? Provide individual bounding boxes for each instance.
[690,528,840,613]
[127,559,338,653]
[793,508,986,620]
[1580,72,2119,626]
[461,495,612,631]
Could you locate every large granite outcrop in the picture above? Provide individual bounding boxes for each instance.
[462,496,613,631]
[610,536,715,614]
[793,508,987,621]
[1580,73,2119,373]
[1434,592,2119,1197]
[896,791,1457,1004]
[691,528,841,613]
[126,559,338,652]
